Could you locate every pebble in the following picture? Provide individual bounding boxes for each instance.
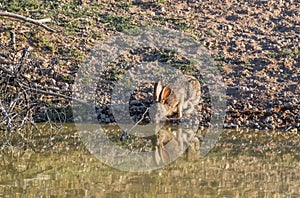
[227,25,233,31]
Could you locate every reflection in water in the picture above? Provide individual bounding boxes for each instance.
[0,125,299,197]
[0,149,299,197]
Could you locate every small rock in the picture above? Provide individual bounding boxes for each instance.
[130,100,140,105]
[290,128,297,133]
[227,25,233,31]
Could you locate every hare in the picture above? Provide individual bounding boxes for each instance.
[153,75,201,122]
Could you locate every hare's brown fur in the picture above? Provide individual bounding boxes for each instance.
[153,75,201,121]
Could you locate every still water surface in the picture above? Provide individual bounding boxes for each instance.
[0,127,299,197]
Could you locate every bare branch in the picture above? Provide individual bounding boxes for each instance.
[0,64,87,105]
[0,100,12,133]
[18,82,82,103]
[0,11,56,32]
[120,107,150,142]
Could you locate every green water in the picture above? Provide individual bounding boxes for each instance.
[0,126,299,197]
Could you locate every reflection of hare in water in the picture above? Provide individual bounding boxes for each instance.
[154,126,199,165]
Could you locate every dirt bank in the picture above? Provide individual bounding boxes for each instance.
[0,0,299,131]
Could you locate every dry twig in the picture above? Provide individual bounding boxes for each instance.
[0,11,56,32]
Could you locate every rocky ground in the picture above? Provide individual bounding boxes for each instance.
[0,0,299,133]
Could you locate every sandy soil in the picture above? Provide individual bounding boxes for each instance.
[0,0,299,131]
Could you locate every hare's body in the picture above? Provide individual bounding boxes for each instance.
[153,75,201,122]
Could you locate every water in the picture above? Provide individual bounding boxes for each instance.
[0,126,299,197]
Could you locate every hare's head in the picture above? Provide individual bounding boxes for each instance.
[153,81,179,119]
[150,102,167,124]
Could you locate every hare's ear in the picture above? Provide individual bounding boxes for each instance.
[154,81,163,102]
[161,86,171,101]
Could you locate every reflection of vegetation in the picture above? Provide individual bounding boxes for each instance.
[213,129,300,157]
[0,144,298,197]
